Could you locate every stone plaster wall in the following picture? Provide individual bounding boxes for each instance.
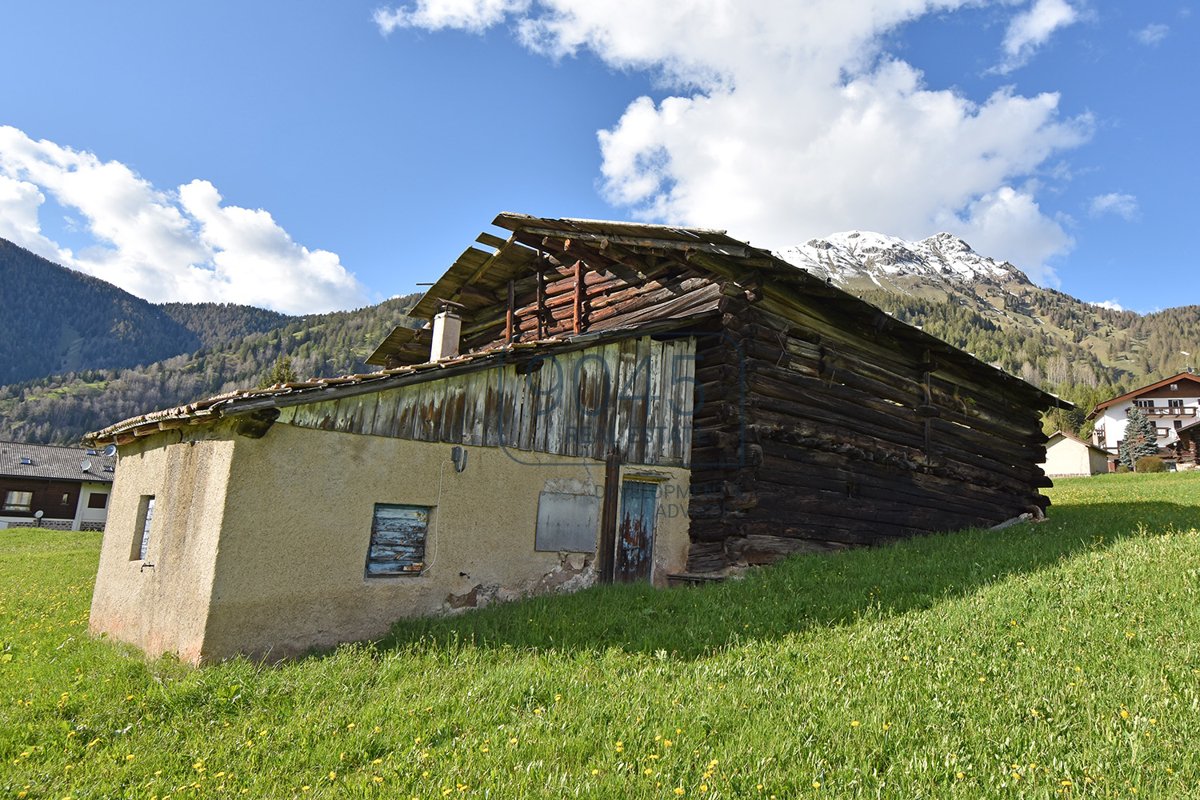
[92,421,692,664]
[89,432,235,663]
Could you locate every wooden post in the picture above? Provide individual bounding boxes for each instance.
[573,259,585,335]
[536,264,545,340]
[598,450,621,584]
[505,279,515,345]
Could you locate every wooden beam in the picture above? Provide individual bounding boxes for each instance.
[598,451,621,584]
[573,260,585,335]
[536,265,545,339]
[512,225,751,258]
[505,279,515,345]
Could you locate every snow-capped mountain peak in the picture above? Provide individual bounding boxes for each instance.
[778,231,1030,289]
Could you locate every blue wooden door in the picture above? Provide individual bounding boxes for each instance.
[615,481,657,582]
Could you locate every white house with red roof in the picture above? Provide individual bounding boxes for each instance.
[1087,371,1200,455]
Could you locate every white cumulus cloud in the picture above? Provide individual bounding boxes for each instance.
[1089,299,1123,311]
[941,186,1072,285]
[997,0,1080,74]
[1088,192,1139,221]
[374,0,530,33]
[0,126,365,314]
[377,0,1090,282]
[1134,23,1169,46]
[0,174,72,262]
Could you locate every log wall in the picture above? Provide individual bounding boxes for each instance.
[686,294,1051,572]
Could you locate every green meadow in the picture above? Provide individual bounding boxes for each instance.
[3,472,1200,798]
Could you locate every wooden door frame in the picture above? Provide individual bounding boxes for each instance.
[598,451,621,584]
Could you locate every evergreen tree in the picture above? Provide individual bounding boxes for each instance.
[261,356,299,387]
[1118,408,1159,470]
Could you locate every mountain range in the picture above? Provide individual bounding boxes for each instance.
[782,231,1198,409]
[1,232,1196,443]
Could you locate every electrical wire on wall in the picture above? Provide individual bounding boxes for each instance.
[422,456,451,574]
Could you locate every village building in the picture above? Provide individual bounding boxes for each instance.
[86,214,1066,664]
[1039,430,1110,477]
[1088,371,1200,458]
[0,440,115,531]
[1174,418,1200,468]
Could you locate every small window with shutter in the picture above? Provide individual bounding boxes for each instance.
[366,504,430,577]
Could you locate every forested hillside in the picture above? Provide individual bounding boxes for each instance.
[0,295,420,444]
[159,302,294,348]
[0,238,201,384]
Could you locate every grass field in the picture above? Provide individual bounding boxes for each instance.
[3,473,1200,798]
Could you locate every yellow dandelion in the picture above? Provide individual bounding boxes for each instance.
[850,720,861,728]
[674,788,685,797]
[812,780,821,789]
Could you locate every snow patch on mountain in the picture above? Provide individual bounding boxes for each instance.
[777,230,1031,288]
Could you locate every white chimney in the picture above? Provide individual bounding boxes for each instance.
[430,307,462,361]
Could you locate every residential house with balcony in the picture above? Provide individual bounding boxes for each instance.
[1,440,116,530]
[1088,371,1200,457]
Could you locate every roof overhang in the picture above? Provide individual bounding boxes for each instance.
[86,317,709,447]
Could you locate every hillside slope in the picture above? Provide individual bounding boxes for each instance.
[0,238,203,384]
[158,302,294,349]
[4,474,1199,797]
[0,294,421,443]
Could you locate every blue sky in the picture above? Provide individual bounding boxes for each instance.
[0,1,1195,314]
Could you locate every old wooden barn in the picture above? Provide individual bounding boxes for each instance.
[87,214,1064,663]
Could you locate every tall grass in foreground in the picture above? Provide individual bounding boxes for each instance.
[3,472,1200,798]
